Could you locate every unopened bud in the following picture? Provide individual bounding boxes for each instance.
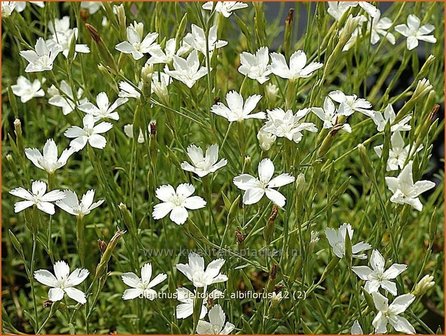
[97,239,107,254]
[85,23,118,73]
[149,120,157,137]
[357,144,375,182]
[264,205,278,244]
[412,275,435,296]
[265,83,279,103]
[417,55,435,80]
[95,229,126,278]
[257,128,276,151]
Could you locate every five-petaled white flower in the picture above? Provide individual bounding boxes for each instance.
[176,287,211,319]
[324,223,371,259]
[47,16,90,58]
[165,50,208,88]
[12,76,45,103]
[270,50,323,81]
[233,158,295,207]
[176,252,228,288]
[211,91,264,122]
[352,249,407,295]
[48,80,87,115]
[64,114,113,151]
[262,108,318,144]
[183,24,227,56]
[197,304,235,335]
[374,131,422,171]
[115,21,159,60]
[78,92,128,121]
[371,104,411,133]
[368,10,396,45]
[395,14,436,50]
[372,292,415,334]
[20,38,62,73]
[202,1,248,17]
[238,47,271,84]
[328,90,374,117]
[385,161,435,211]
[311,96,352,133]
[25,139,74,174]
[121,262,167,300]
[56,189,104,218]
[181,144,227,177]
[34,260,89,304]
[10,180,65,215]
[152,183,206,225]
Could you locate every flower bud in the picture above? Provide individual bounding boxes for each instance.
[95,229,126,278]
[357,144,375,183]
[413,275,435,296]
[85,23,118,73]
[119,203,136,234]
[114,4,126,39]
[416,55,435,80]
[265,83,279,104]
[264,205,278,244]
[270,292,283,308]
[257,128,276,151]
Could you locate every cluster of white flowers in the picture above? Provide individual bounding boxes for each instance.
[325,223,416,334]
[5,1,439,334]
[328,2,436,51]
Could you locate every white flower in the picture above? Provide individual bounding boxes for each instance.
[257,127,276,151]
[374,131,422,171]
[351,320,363,334]
[47,16,90,58]
[2,2,16,17]
[202,1,248,17]
[25,139,74,174]
[385,161,435,211]
[262,108,317,144]
[176,252,228,288]
[352,249,407,296]
[328,90,373,117]
[56,190,104,218]
[395,14,436,50]
[369,10,396,45]
[11,76,45,103]
[165,50,208,88]
[183,24,227,56]
[328,2,378,20]
[146,38,179,65]
[7,1,44,14]
[238,47,271,84]
[181,144,227,177]
[311,96,352,133]
[48,80,87,115]
[270,50,323,80]
[115,21,159,60]
[197,304,235,335]
[121,263,167,300]
[372,292,415,334]
[152,183,206,225]
[118,81,142,100]
[20,38,61,73]
[176,287,208,319]
[34,260,89,304]
[64,114,113,151]
[371,104,411,133]
[211,91,264,122]
[233,158,295,207]
[324,223,371,259]
[10,181,65,215]
[80,2,102,14]
[78,92,128,121]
